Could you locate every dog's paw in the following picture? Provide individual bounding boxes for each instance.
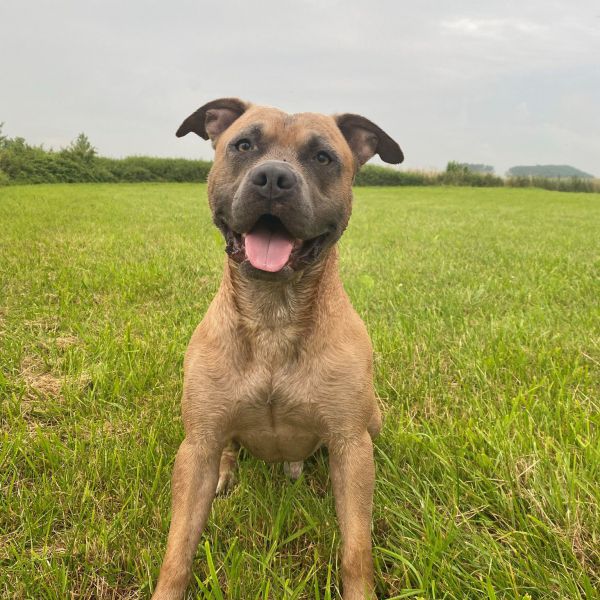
[216,470,237,495]
[283,461,303,480]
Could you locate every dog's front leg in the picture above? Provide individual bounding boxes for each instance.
[329,431,376,600]
[152,437,221,600]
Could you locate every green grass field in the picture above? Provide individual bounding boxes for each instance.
[1,183,599,599]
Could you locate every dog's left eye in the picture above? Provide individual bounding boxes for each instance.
[235,139,253,152]
[315,151,332,165]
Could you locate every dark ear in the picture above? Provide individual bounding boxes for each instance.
[335,113,403,165]
[176,98,250,142]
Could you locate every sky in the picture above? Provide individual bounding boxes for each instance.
[1,0,599,176]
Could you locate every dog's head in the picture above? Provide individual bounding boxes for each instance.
[177,98,403,280]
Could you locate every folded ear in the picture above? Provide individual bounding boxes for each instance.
[176,97,250,142]
[335,113,403,166]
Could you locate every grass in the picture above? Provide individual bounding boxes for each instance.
[0,183,599,600]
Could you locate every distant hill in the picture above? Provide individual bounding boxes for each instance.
[459,163,495,174]
[507,165,594,179]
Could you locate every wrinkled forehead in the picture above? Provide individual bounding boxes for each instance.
[220,106,354,161]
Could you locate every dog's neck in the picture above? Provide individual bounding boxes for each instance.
[222,246,341,333]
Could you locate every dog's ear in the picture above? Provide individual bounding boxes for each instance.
[335,113,403,166]
[176,98,250,142]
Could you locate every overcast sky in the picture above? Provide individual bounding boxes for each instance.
[1,0,599,175]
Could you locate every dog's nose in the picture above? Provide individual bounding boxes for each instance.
[249,161,297,199]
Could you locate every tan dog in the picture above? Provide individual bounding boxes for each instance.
[152,98,403,600]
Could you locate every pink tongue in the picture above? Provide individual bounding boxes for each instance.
[245,226,294,272]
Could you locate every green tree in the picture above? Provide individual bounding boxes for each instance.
[0,122,7,149]
[445,161,470,176]
[64,133,97,162]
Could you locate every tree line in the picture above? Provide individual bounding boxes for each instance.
[0,126,597,193]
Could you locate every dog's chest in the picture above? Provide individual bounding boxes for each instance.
[234,350,313,424]
[230,333,323,461]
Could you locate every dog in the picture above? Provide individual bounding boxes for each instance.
[151,98,403,600]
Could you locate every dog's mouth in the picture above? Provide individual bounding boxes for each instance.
[224,214,330,273]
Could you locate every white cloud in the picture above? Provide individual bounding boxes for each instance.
[441,17,544,39]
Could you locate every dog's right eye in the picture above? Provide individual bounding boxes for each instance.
[315,151,332,165]
[235,139,253,152]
